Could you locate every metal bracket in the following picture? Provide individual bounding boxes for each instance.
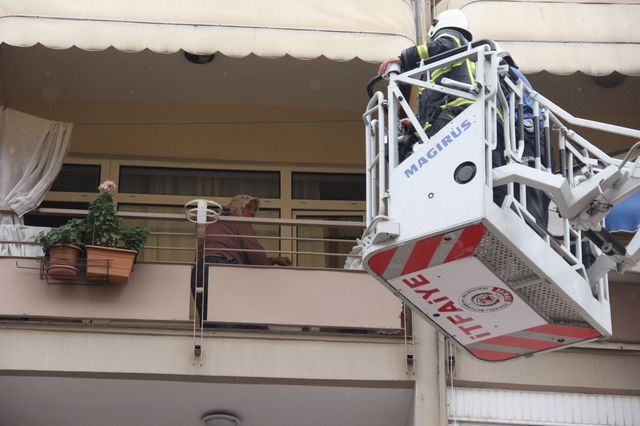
[371,221,400,245]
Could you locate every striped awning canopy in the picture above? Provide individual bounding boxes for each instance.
[443,0,640,76]
[0,0,416,63]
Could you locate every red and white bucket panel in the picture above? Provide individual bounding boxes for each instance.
[365,224,602,361]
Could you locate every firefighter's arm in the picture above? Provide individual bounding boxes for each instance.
[400,33,461,70]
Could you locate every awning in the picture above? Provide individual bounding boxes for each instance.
[0,0,416,63]
[442,0,640,76]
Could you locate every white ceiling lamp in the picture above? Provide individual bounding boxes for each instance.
[201,413,241,426]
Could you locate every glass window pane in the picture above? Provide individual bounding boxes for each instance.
[251,209,281,257]
[51,164,101,193]
[295,215,362,268]
[292,172,365,200]
[23,201,89,228]
[119,204,195,263]
[119,166,280,199]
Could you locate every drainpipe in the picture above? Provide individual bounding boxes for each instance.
[438,334,448,426]
[0,46,6,108]
[413,0,429,44]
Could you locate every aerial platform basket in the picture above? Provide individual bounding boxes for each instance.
[360,42,640,362]
[363,104,607,362]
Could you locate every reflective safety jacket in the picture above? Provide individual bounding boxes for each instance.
[400,28,474,131]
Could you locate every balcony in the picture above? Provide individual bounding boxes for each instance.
[4,210,403,333]
[1,211,416,425]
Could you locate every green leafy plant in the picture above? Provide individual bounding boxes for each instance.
[120,227,151,252]
[37,218,85,254]
[84,180,150,252]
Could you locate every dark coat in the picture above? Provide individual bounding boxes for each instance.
[400,28,474,130]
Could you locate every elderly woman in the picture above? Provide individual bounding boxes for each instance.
[200,194,290,266]
[191,194,290,321]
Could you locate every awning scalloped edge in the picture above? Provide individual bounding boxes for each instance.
[0,14,417,63]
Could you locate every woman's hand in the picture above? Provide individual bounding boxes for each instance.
[269,256,291,266]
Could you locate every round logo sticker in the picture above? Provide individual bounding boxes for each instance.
[459,286,514,312]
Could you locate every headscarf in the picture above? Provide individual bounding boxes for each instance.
[227,194,260,216]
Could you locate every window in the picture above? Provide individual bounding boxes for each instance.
[23,201,89,228]
[293,212,364,268]
[118,204,195,263]
[40,159,367,266]
[119,166,280,199]
[50,164,101,192]
[292,172,365,201]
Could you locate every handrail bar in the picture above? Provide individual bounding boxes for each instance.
[31,207,365,228]
[529,90,640,141]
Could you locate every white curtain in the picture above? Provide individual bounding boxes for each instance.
[0,108,72,256]
[0,225,51,257]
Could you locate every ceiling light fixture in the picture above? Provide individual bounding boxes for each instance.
[184,51,215,65]
[593,72,627,89]
[201,413,241,426]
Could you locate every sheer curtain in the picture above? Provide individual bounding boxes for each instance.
[0,108,73,256]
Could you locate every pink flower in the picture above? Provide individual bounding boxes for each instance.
[98,180,117,193]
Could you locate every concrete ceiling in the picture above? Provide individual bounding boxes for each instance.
[2,43,638,139]
[2,42,639,168]
[0,375,413,426]
[2,44,377,119]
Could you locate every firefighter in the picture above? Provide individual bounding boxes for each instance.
[378,9,474,138]
[494,49,551,229]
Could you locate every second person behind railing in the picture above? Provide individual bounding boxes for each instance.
[493,49,551,229]
[198,194,290,267]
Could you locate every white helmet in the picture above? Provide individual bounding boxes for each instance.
[428,9,472,40]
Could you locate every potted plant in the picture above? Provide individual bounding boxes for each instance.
[84,180,150,284]
[37,218,85,278]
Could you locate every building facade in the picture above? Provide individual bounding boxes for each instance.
[0,1,639,425]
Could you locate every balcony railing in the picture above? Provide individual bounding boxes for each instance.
[3,208,404,337]
[22,207,365,268]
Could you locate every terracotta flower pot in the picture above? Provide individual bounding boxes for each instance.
[47,244,82,279]
[86,245,137,284]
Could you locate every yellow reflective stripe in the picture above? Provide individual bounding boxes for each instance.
[423,122,432,130]
[430,59,475,83]
[417,44,429,60]
[430,65,453,82]
[440,98,474,109]
[496,108,504,122]
[431,33,476,84]
[430,60,464,82]
[466,59,476,83]
[418,87,425,94]
[434,33,462,47]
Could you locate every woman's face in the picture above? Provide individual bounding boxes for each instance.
[242,200,257,217]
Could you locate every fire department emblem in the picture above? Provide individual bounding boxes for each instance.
[460,286,514,312]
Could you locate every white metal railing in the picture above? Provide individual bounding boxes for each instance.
[16,207,365,269]
[364,91,388,226]
[3,208,409,343]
